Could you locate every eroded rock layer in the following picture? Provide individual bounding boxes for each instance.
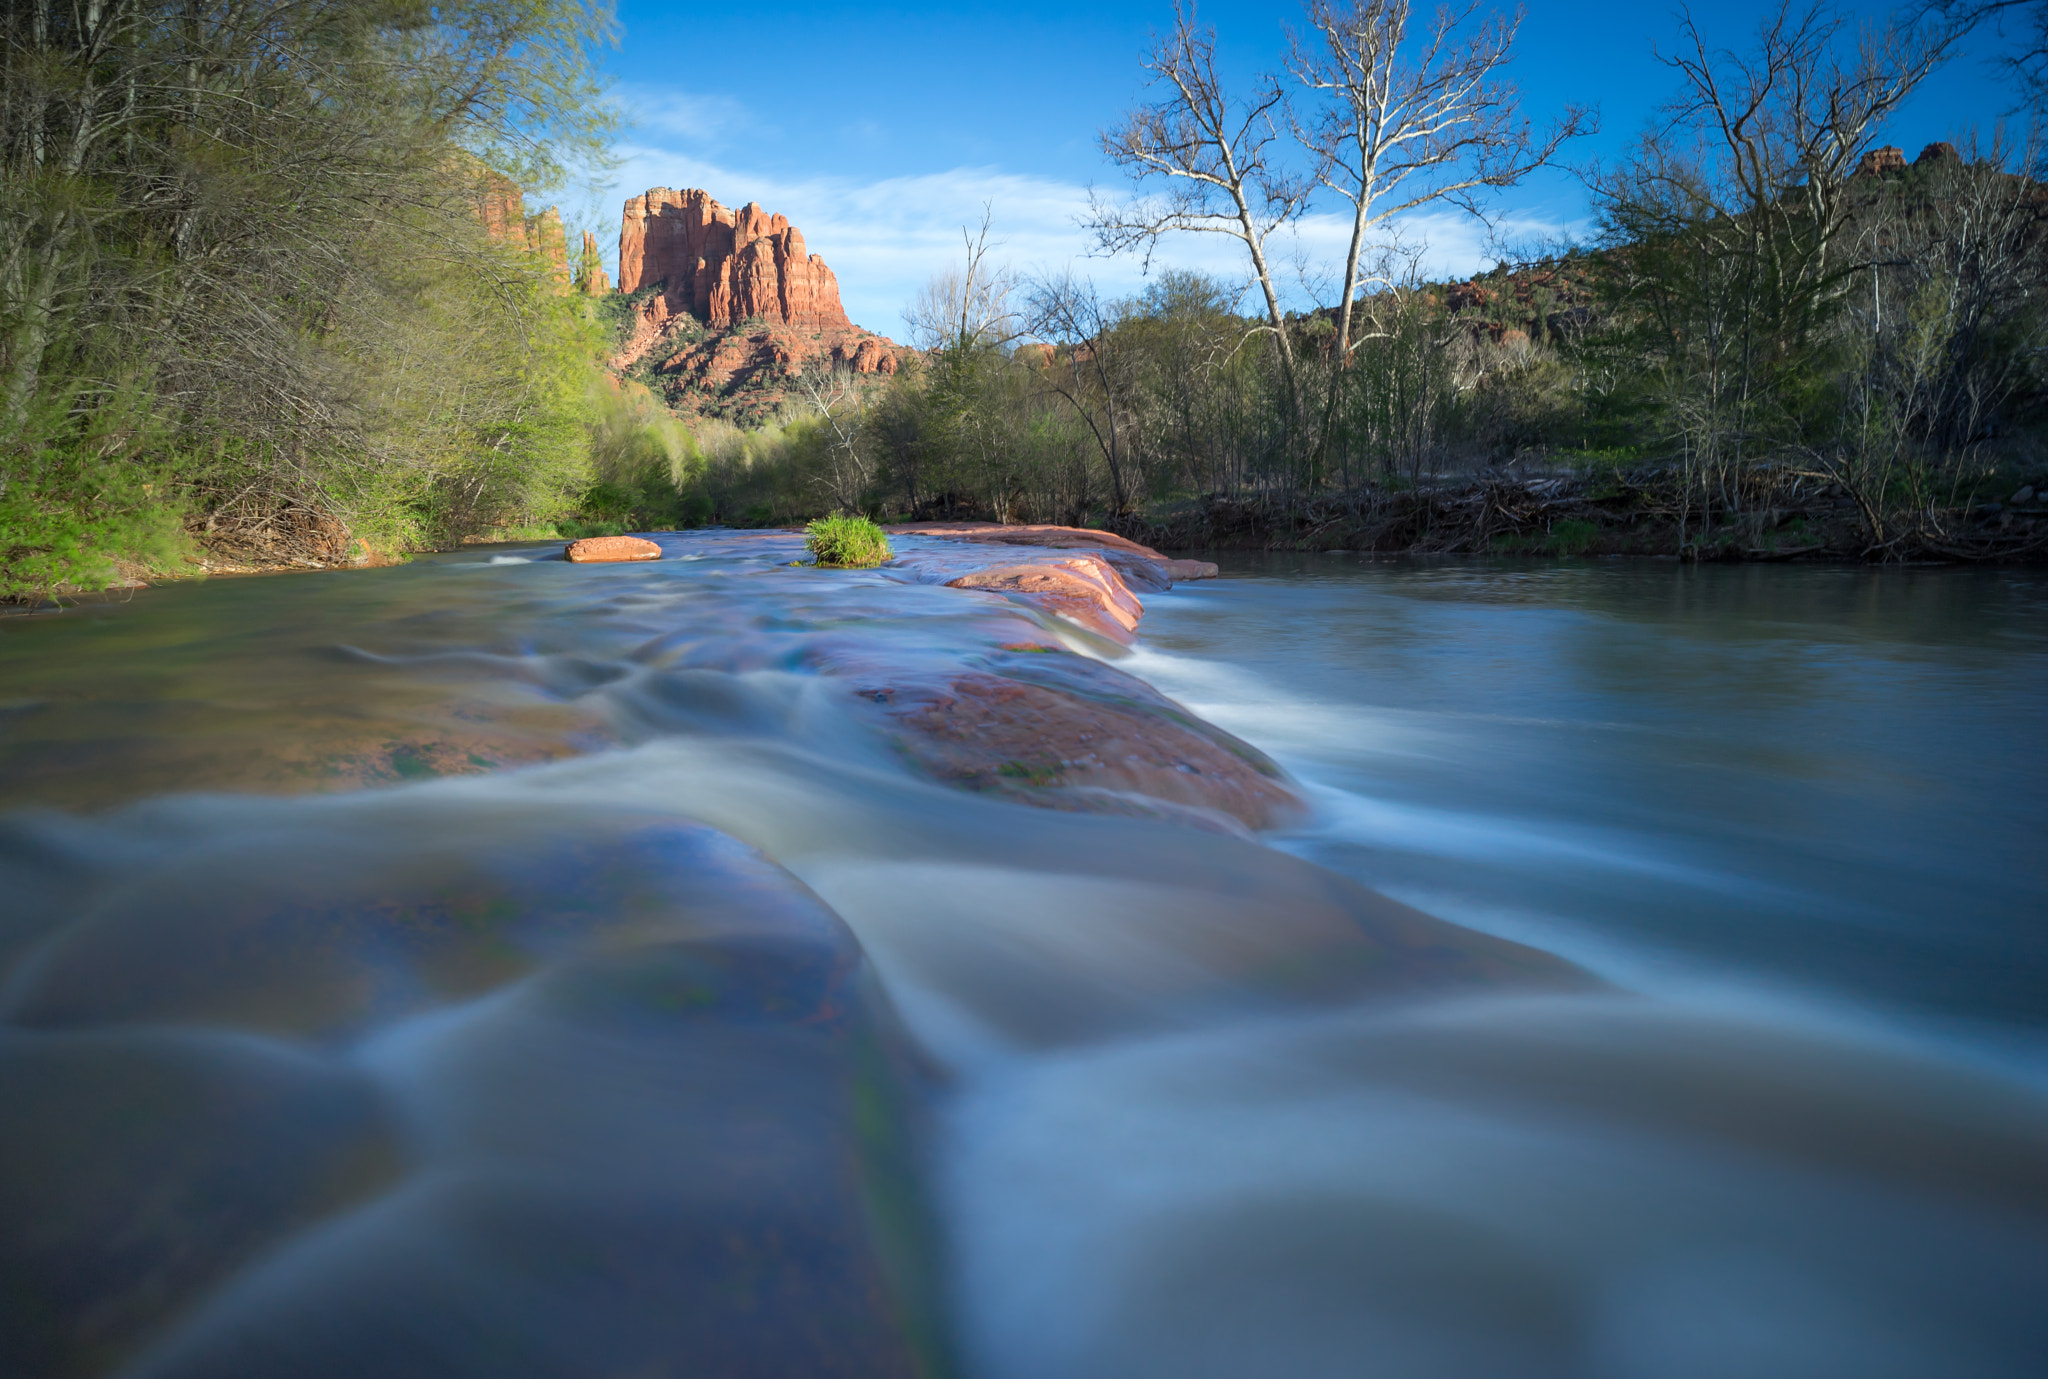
[620,188,853,331]
[471,169,571,291]
[612,187,907,422]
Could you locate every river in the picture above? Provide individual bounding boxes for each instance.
[3,538,2044,1378]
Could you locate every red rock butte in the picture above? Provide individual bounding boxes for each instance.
[620,188,853,331]
[473,168,572,290]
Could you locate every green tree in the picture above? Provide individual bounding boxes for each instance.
[1,0,619,595]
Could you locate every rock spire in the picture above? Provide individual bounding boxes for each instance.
[576,230,611,296]
[470,168,572,291]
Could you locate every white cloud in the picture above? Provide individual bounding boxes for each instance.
[594,136,1587,338]
[607,85,756,147]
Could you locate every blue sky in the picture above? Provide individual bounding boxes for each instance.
[580,1,2028,335]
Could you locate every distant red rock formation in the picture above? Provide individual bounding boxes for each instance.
[524,206,571,289]
[576,230,611,296]
[471,168,573,292]
[1915,141,1961,166]
[619,188,853,331]
[607,186,907,422]
[1856,145,1908,176]
[475,171,523,242]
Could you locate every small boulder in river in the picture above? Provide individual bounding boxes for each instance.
[565,535,662,563]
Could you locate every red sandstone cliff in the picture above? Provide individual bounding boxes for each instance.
[474,170,523,243]
[471,169,573,292]
[619,188,853,331]
[524,206,571,290]
[610,186,909,423]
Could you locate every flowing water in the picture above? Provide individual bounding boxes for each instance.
[2,538,2045,1378]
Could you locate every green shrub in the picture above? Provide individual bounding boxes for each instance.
[1546,518,1600,555]
[0,382,193,602]
[806,514,892,568]
[554,517,626,539]
[581,379,703,529]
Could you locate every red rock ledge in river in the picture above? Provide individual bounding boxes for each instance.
[889,522,1219,585]
[565,535,662,563]
[848,525,1276,828]
[943,558,1146,640]
[889,524,1214,643]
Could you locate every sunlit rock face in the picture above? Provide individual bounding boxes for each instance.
[470,169,571,289]
[618,188,853,331]
[610,187,904,423]
[576,230,610,296]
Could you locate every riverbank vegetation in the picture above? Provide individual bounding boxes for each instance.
[0,0,638,599]
[668,0,2048,562]
[8,0,2047,597]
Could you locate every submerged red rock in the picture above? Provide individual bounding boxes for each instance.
[864,528,1281,824]
[566,536,662,563]
[0,812,943,1375]
[896,523,1215,641]
[850,642,1302,833]
[942,557,1146,640]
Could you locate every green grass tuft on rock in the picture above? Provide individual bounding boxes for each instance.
[806,514,893,568]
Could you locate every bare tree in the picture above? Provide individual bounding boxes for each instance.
[1654,1,1960,301]
[1288,1,1591,385]
[1091,1,1312,407]
[903,207,1019,351]
[1820,127,2048,554]
[1589,1,1963,553]
[1024,271,1139,513]
[795,362,872,513]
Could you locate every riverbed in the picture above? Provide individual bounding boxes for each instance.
[3,539,2043,1378]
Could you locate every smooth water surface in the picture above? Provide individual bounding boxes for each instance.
[2,542,2043,1378]
[1130,556,2048,1039]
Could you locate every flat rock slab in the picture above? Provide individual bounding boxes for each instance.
[889,523,1216,593]
[942,558,1145,641]
[885,522,1166,559]
[566,536,662,563]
